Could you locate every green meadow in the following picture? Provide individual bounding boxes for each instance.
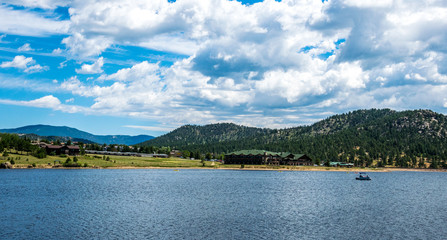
[0,153,220,168]
[1,152,428,172]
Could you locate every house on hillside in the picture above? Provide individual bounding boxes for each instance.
[170,150,182,158]
[42,144,80,156]
[44,144,63,155]
[62,145,81,156]
[224,150,313,166]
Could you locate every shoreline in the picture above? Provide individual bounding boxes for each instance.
[2,152,445,172]
[4,165,447,172]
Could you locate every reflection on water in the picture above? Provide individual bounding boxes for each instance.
[0,169,446,239]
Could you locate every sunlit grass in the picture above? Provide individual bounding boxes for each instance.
[0,153,217,168]
[0,152,389,171]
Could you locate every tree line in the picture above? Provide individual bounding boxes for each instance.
[137,109,447,169]
[0,133,47,158]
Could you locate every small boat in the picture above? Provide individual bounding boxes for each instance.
[356,172,371,180]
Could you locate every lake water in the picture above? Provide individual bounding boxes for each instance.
[0,169,446,239]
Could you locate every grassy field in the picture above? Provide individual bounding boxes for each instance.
[1,152,440,172]
[0,153,220,168]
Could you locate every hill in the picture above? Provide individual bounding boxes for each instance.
[16,133,96,144]
[0,125,154,145]
[143,123,273,147]
[141,109,447,167]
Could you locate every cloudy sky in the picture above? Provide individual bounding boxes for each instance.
[0,0,446,136]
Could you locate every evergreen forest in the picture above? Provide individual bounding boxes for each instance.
[140,109,447,168]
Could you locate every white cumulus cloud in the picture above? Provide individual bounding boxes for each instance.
[0,5,69,36]
[75,57,104,74]
[0,55,48,73]
[4,0,447,129]
[0,95,89,114]
[100,61,160,81]
[1,0,70,9]
[18,43,33,52]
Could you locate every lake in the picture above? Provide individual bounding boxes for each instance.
[0,169,446,239]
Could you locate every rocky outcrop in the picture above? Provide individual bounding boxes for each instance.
[0,162,12,169]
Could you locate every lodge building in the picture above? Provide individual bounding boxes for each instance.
[224,150,313,166]
[40,143,80,156]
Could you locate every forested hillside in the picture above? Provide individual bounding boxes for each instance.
[141,109,447,168]
[144,123,273,147]
[0,133,47,159]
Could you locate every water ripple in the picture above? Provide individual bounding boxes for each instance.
[0,169,446,239]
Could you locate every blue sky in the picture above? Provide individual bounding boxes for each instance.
[1,0,447,136]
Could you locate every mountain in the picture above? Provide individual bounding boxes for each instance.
[141,109,447,166]
[0,125,154,145]
[17,133,97,144]
[142,109,401,148]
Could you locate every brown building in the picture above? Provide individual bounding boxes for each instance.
[43,144,80,156]
[224,150,313,166]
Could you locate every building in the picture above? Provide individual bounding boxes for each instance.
[45,144,64,155]
[42,144,80,156]
[169,150,182,158]
[62,145,81,156]
[224,150,313,166]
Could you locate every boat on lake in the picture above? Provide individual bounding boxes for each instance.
[356,172,371,181]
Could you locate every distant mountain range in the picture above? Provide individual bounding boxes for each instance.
[0,125,154,145]
[16,133,98,144]
[140,109,447,166]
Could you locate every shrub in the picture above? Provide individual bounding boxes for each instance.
[63,161,81,167]
[3,152,8,157]
[32,148,47,159]
[32,163,36,167]
[83,163,88,167]
[60,154,67,158]
[10,159,15,165]
[73,156,78,162]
